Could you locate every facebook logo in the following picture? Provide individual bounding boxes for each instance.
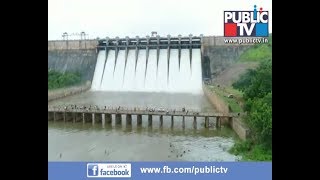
[87,164,99,177]
[87,163,131,178]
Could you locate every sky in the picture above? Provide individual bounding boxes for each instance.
[48,0,272,40]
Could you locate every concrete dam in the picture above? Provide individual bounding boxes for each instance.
[48,35,252,137]
[91,35,203,94]
[48,36,251,87]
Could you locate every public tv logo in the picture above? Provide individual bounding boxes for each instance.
[87,163,131,178]
[224,5,269,37]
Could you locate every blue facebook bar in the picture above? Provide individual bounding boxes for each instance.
[48,162,272,180]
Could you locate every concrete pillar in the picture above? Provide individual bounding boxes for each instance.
[193,116,197,129]
[135,36,140,73]
[167,34,171,82]
[105,37,109,61]
[178,34,181,69]
[115,36,119,61]
[115,114,122,125]
[156,47,160,70]
[160,115,163,127]
[156,35,160,72]
[171,116,174,128]
[125,47,129,72]
[92,113,95,125]
[102,114,105,127]
[189,34,193,64]
[216,117,221,129]
[182,116,185,129]
[200,34,204,54]
[167,47,170,81]
[105,114,112,124]
[146,36,150,76]
[135,47,139,73]
[126,114,132,125]
[82,113,85,124]
[137,114,142,126]
[148,115,152,127]
[63,112,66,122]
[205,117,209,128]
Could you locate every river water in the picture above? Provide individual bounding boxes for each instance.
[48,91,240,161]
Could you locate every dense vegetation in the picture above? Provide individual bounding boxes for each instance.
[230,36,272,161]
[48,70,81,90]
[238,34,272,62]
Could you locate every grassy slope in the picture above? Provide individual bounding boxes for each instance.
[208,85,243,113]
[238,35,272,62]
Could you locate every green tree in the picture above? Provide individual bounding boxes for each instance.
[243,59,272,100]
[246,92,272,148]
[232,69,257,92]
[48,70,81,89]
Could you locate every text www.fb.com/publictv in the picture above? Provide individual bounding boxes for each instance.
[224,37,268,44]
[140,165,228,175]
[87,163,228,178]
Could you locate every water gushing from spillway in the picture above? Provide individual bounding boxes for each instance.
[91,49,203,94]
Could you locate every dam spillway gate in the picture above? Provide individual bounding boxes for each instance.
[94,35,203,90]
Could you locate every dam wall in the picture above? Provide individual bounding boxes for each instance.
[48,49,97,82]
[201,36,252,80]
[48,40,97,50]
[48,36,254,84]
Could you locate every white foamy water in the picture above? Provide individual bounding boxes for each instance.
[122,50,136,90]
[145,50,157,91]
[91,51,105,90]
[91,48,203,94]
[157,49,168,91]
[134,50,147,91]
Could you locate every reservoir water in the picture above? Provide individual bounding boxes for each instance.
[48,91,239,161]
